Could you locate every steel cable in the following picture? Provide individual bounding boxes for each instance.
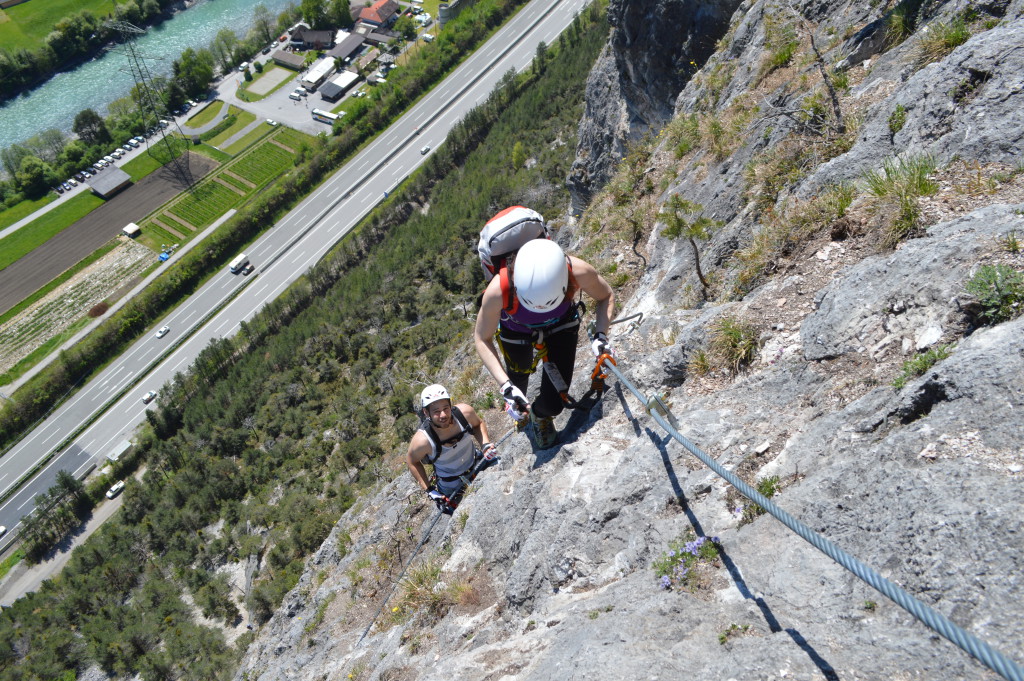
[601,359,1023,681]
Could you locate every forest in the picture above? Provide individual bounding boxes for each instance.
[0,7,607,680]
[0,0,532,451]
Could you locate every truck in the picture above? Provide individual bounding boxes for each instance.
[229,253,249,273]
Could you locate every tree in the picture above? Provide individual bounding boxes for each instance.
[328,0,353,29]
[73,108,111,146]
[511,141,526,171]
[210,28,238,73]
[534,40,548,73]
[301,0,328,29]
[393,15,416,40]
[252,3,276,44]
[173,47,214,99]
[164,80,187,111]
[15,155,58,198]
[0,144,32,177]
[659,195,721,291]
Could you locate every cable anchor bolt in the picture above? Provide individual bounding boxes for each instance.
[646,392,679,430]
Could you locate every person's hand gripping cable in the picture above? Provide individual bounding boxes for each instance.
[500,380,530,425]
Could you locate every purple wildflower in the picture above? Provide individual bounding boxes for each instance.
[660,575,672,589]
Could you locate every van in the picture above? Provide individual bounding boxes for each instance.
[229,253,249,273]
[239,61,249,72]
[105,480,126,499]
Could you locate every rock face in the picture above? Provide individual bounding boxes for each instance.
[566,0,742,211]
[234,0,1024,679]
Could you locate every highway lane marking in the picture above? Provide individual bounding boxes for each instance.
[5,0,578,512]
[18,497,34,511]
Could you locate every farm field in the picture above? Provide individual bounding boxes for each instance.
[0,238,152,380]
[231,141,293,187]
[186,101,225,128]
[0,193,104,272]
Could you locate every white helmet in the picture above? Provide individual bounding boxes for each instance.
[420,384,450,411]
[514,239,569,313]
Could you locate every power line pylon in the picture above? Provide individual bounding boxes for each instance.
[108,20,194,192]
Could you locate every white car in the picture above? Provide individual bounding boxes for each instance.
[142,390,158,404]
[105,481,126,499]
[266,119,279,126]
[155,325,170,338]
[289,91,301,101]
[0,525,7,537]
[67,178,78,186]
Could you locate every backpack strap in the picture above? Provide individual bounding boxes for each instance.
[498,265,519,315]
[420,406,472,465]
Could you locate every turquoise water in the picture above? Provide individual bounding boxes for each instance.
[0,0,296,151]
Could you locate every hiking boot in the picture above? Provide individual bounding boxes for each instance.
[531,413,558,449]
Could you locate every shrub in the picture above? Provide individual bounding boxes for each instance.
[88,301,110,317]
[965,264,1024,324]
[888,104,907,136]
[892,344,954,389]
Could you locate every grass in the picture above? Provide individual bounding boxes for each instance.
[206,110,257,148]
[710,317,759,374]
[0,0,123,51]
[0,549,24,580]
[390,558,463,624]
[185,100,226,128]
[863,154,939,247]
[224,123,273,156]
[739,475,780,526]
[965,264,1024,324]
[917,17,971,65]
[0,192,104,272]
[0,193,57,231]
[888,104,907,136]
[892,344,954,389]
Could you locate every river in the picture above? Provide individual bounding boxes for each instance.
[0,0,298,152]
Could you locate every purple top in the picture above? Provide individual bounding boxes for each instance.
[500,297,573,333]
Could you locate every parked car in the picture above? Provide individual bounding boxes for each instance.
[105,480,126,499]
[128,139,140,148]
[155,325,170,338]
[266,119,279,126]
[67,178,78,186]
[93,162,103,170]
[142,390,157,404]
[262,45,272,54]
[55,185,64,194]
[61,181,71,191]
[122,144,132,152]
[134,135,145,143]
[73,173,85,182]
[289,91,301,101]
[238,61,249,71]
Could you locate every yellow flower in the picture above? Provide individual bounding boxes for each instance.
[392,606,400,612]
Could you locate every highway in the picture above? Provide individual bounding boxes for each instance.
[0,0,591,555]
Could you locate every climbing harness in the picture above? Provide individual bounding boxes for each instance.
[356,426,518,646]
[594,353,1023,681]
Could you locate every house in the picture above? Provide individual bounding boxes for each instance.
[319,71,360,102]
[273,50,306,70]
[88,167,131,199]
[300,57,337,92]
[328,32,366,63]
[358,0,400,28]
[290,27,336,50]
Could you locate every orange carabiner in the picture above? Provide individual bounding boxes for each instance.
[591,352,616,381]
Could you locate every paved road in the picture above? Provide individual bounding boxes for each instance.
[0,0,590,579]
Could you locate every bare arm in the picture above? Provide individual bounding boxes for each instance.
[570,256,615,336]
[474,278,513,388]
[458,403,491,446]
[405,431,434,492]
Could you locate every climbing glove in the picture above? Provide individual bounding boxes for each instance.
[426,488,448,511]
[481,442,498,460]
[500,380,529,422]
[590,332,615,359]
